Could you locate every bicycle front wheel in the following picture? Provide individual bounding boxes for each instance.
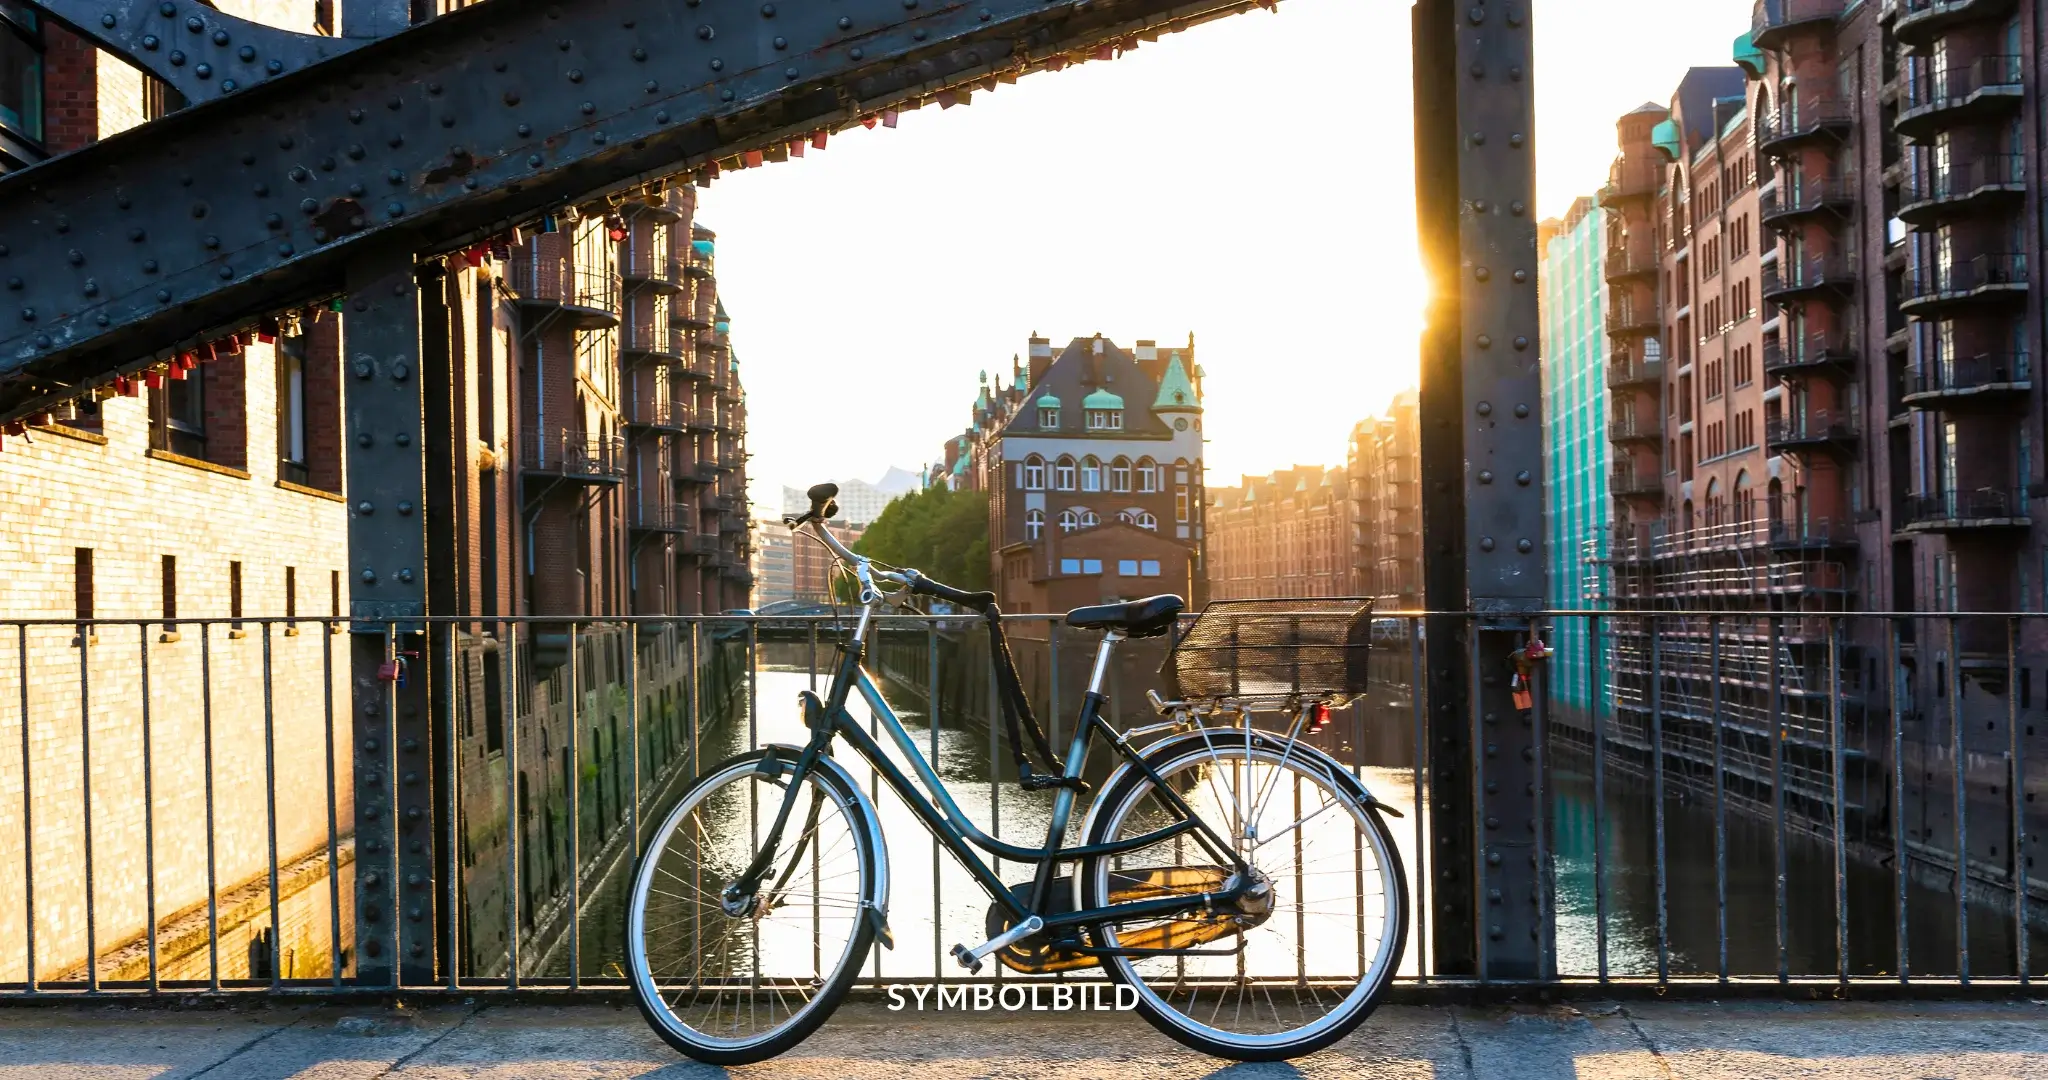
[627,749,878,1065]
[1081,730,1407,1061]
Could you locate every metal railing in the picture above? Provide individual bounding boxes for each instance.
[1757,95,1854,146]
[1901,488,2030,527]
[1610,464,1663,498]
[507,253,620,314]
[1762,255,1857,298]
[1,610,2041,997]
[1904,353,2032,399]
[1608,410,1660,442]
[621,317,677,357]
[623,395,685,431]
[1766,407,1858,448]
[1606,303,1659,336]
[1903,153,2025,210]
[1606,353,1664,390]
[1751,0,1847,41]
[518,428,628,479]
[1902,54,2024,116]
[629,503,689,532]
[1760,176,1856,221]
[1904,253,2029,303]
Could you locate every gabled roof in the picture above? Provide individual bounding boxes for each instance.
[1153,351,1198,411]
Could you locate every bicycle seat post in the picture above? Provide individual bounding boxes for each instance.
[1089,629,1124,697]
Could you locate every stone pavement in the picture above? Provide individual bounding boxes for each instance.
[1,998,2046,1079]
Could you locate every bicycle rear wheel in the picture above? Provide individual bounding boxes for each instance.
[627,749,878,1065]
[1081,730,1407,1061]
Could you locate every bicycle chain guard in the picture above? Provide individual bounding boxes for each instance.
[983,865,1252,974]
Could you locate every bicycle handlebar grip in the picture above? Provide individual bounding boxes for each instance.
[909,572,997,610]
[805,482,839,522]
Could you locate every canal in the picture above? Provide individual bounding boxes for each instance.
[574,663,2048,981]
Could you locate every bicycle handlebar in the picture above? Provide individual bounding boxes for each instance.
[790,481,995,611]
[901,568,996,611]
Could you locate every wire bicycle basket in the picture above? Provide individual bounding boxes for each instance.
[1160,597,1375,707]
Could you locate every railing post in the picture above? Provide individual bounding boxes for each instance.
[344,248,438,987]
[1412,0,1550,980]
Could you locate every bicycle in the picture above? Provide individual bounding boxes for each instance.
[625,483,1408,1064]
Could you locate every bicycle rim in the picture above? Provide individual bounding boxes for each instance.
[1089,737,1402,1054]
[628,755,873,1057]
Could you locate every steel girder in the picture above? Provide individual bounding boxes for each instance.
[1412,0,1549,980]
[29,0,364,104]
[0,0,1256,423]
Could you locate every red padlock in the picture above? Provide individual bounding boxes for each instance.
[1304,701,1331,734]
[377,660,401,681]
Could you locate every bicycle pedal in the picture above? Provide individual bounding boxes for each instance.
[949,943,984,974]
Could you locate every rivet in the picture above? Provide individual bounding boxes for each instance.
[760,2,775,13]
[1516,538,1533,553]
[361,569,377,583]
[494,60,508,72]
[253,182,270,196]
[567,68,582,82]
[1514,403,1529,418]
[82,280,97,296]
[427,83,441,96]
[528,154,542,168]
[349,108,364,123]
[1469,63,1484,79]
[1513,335,1529,350]
[265,213,282,229]
[157,288,171,302]
[1476,401,1492,416]
[633,47,647,61]
[144,259,159,273]
[1474,266,1490,282]
[912,28,926,39]
[980,7,991,18]
[17,307,30,321]
[348,143,366,159]
[395,433,410,447]
[387,202,404,217]
[593,131,606,144]
[398,570,415,584]
[848,47,862,59]
[131,227,148,242]
[784,66,798,79]
[301,197,318,213]
[696,24,713,39]
[1480,537,1495,552]
[388,134,403,147]
[838,15,852,28]
[503,90,520,106]
[66,249,82,265]
[143,34,159,50]
[239,45,254,61]
[516,124,531,137]
[102,14,116,28]
[580,101,595,115]
[773,35,786,49]
[388,168,404,184]
[356,501,375,515]
[357,433,372,447]
[1506,5,1522,26]
[211,29,227,45]
[655,110,669,124]
[387,96,402,110]
[1470,131,1485,145]
[710,57,724,71]
[464,177,478,190]
[1512,269,1527,283]
[904,0,917,6]
[278,243,293,256]
[556,38,570,50]
[190,202,206,218]
[185,16,200,31]
[1509,133,1525,148]
[1477,334,1492,349]
[265,59,282,74]
[218,265,232,279]
[720,89,735,101]
[1515,470,1531,486]
[1467,5,1484,24]
[645,80,657,92]
[1478,470,1493,484]
[348,182,365,196]
[1509,65,1523,82]
[353,357,373,378]
[314,229,329,242]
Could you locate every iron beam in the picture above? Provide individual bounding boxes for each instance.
[0,0,1259,423]
[1413,0,1549,980]
[28,0,363,104]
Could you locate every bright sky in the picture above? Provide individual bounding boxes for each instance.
[702,0,1756,504]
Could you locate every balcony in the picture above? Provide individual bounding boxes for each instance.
[1610,464,1663,498]
[1894,0,2022,47]
[1900,253,2028,315]
[1761,255,1856,303]
[1597,163,1660,208]
[1756,96,1854,153]
[1604,242,1659,284]
[1606,354,1665,391]
[1897,55,2023,139]
[1752,0,1847,50]
[1760,176,1856,228]
[624,397,688,434]
[1765,408,1858,454]
[1898,154,2025,225]
[621,318,682,361]
[672,350,717,381]
[1900,488,2030,533]
[519,429,627,484]
[506,254,620,330]
[685,533,721,555]
[674,307,713,331]
[1605,303,1660,337]
[1901,352,2031,406]
[1607,411,1661,445]
[630,503,690,534]
[620,246,684,293]
[719,511,747,532]
[684,245,715,278]
[1762,333,1857,376]
[1767,514,1859,551]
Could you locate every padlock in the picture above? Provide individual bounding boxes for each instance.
[377,660,401,682]
[1304,701,1330,734]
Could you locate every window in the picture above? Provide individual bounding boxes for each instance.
[1117,508,1158,530]
[1058,509,1080,533]
[1021,456,1044,490]
[230,561,244,629]
[1075,507,1099,528]
[1137,458,1158,493]
[331,569,341,619]
[1175,489,1190,523]
[1054,456,1075,491]
[1025,509,1044,540]
[278,339,308,485]
[151,368,208,460]
[313,0,335,35]
[1141,560,1161,577]
[1082,558,1102,574]
[74,548,92,623]
[0,6,42,144]
[1118,559,1139,576]
[1059,558,1104,575]
[161,555,176,621]
[1110,457,1131,492]
[1038,407,1059,428]
[1086,409,1123,431]
[285,566,298,623]
[1081,456,1102,492]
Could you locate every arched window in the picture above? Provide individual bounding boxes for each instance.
[1734,470,1753,526]
[1022,455,1045,491]
[1025,509,1044,540]
[1136,457,1158,493]
[1118,508,1157,531]
[1705,477,1723,528]
[1058,509,1080,533]
[1081,456,1102,492]
[1110,457,1131,493]
[1054,456,1076,491]
[1078,507,1099,528]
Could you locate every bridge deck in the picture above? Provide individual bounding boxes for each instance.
[3,998,2045,1078]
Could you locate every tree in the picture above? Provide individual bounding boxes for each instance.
[853,485,991,592]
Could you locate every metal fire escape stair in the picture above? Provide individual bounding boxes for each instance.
[0,0,1266,423]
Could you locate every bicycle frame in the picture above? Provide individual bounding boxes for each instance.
[726,602,1255,953]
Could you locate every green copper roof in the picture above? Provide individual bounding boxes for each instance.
[1732,32,1763,78]
[1153,352,1198,410]
[1082,388,1123,409]
[692,239,715,255]
[1036,394,1061,408]
[1651,118,1681,163]
[714,320,729,334]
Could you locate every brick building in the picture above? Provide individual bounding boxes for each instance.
[1207,466,1351,600]
[939,335,1208,613]
[0,13,751,984]
[1593,2,2048,888]
[1347,390,1423,609]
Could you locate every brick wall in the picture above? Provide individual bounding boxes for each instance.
[41,27,97,154]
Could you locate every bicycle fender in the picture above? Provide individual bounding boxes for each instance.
[1072,729,1395,911]
[763,743,895,951]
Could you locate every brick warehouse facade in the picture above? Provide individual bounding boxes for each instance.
[1591,2,2048,921]
[939,336,1208,614]
[1348,390,1423,610]
[1207,467,1351,601]
[0,12,752,985]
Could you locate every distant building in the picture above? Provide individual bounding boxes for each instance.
[1207,467,1352,600]
[752,522,797,603]
[1347,391,1422,609]
[935,335,1207,613]
[1539,194,1611,724]
[791,521,865,602]
[780,467,918,527]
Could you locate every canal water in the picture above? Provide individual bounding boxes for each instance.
[578,665,2048,981]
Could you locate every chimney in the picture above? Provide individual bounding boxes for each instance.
[1134,339,1157,362]
[1028,335,1052,387]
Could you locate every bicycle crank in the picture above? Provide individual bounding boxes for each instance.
[980,865,1267,974]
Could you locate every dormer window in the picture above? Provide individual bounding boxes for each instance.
[1086,409,1123,431]
[1039,407,1060,427]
